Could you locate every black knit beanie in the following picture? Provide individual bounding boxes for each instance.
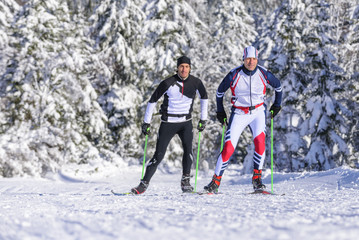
[177,56,191,67]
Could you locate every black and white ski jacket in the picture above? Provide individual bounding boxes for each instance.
[144,74,208,123]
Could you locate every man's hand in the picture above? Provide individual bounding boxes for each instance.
[269,105,281,118]
[141,122,151,136]
[197,120,206,132]
[216,112,228,125]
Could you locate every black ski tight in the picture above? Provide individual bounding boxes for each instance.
[142,121,194,182]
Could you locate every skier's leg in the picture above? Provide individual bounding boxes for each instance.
[249,109,266,190]
[248,110,266,170]
[205,112,252,193]
[214,113,249,176]
[177,121,194,192]
[142,122,178,182]
[177,121,193,176]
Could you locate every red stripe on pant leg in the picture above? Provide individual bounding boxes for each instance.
[253,132,265,155]
[221,141,235,162]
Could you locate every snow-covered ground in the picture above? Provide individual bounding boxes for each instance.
[1,164,359,240]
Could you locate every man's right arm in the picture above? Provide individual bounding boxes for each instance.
[216,72,233,113]
[143,80,169,124]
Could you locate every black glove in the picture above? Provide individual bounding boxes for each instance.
[216,112,228,125]
[197,120,206,132]
[141,122,151,136]
[269,105,281,118]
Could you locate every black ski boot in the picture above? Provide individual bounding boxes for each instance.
[131,180,149,195]
[204,174,222,193]
[181,174,194,193]
[252,169,266,191]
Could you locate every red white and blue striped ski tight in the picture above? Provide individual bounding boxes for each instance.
[214,108,266,176]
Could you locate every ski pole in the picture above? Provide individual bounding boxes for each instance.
[141,129,149,180]
[270,111,274,193]
[194,124,202,192]
[220,118,226,151]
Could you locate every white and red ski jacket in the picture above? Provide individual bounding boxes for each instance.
[217,65,282,114]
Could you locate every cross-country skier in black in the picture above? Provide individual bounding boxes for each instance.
[131,56,208,194]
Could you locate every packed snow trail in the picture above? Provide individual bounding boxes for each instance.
[0,166,359,240]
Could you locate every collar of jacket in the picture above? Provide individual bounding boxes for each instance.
[176,73,189,82]
[242,65,258,76]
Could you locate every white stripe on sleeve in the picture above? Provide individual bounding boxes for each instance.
[200,99,208,121]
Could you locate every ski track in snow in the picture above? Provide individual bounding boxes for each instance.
[1,166,359,240]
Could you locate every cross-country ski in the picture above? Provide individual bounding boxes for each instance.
[111,190,133,196]
[248,190,285,196]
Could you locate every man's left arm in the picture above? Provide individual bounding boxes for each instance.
[266,71,283,107]
[197,80,208,121]
[265,71,283,118]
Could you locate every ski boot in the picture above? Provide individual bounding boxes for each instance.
[204,174,222,193]
[181,174,194,193]
[252,169,266,192]
[131,180,149,195]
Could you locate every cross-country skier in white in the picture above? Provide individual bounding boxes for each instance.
[131,56,208,194]
[204,46,282,193]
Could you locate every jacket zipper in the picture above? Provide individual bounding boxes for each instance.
[182,81,184,98]
[249,71,252,114]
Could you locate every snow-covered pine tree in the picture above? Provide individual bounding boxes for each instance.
[241,0,282,15]
[87,0,147,164]
[0,0,110,177]
[127,0,210,169]
[139,0,206,81]
[327,0,359,167]
[347,3,359,167]
[258,0,355,171]
[66,0,101,16]
[0,0,20,90]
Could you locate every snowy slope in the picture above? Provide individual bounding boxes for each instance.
[1,165,359,240]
